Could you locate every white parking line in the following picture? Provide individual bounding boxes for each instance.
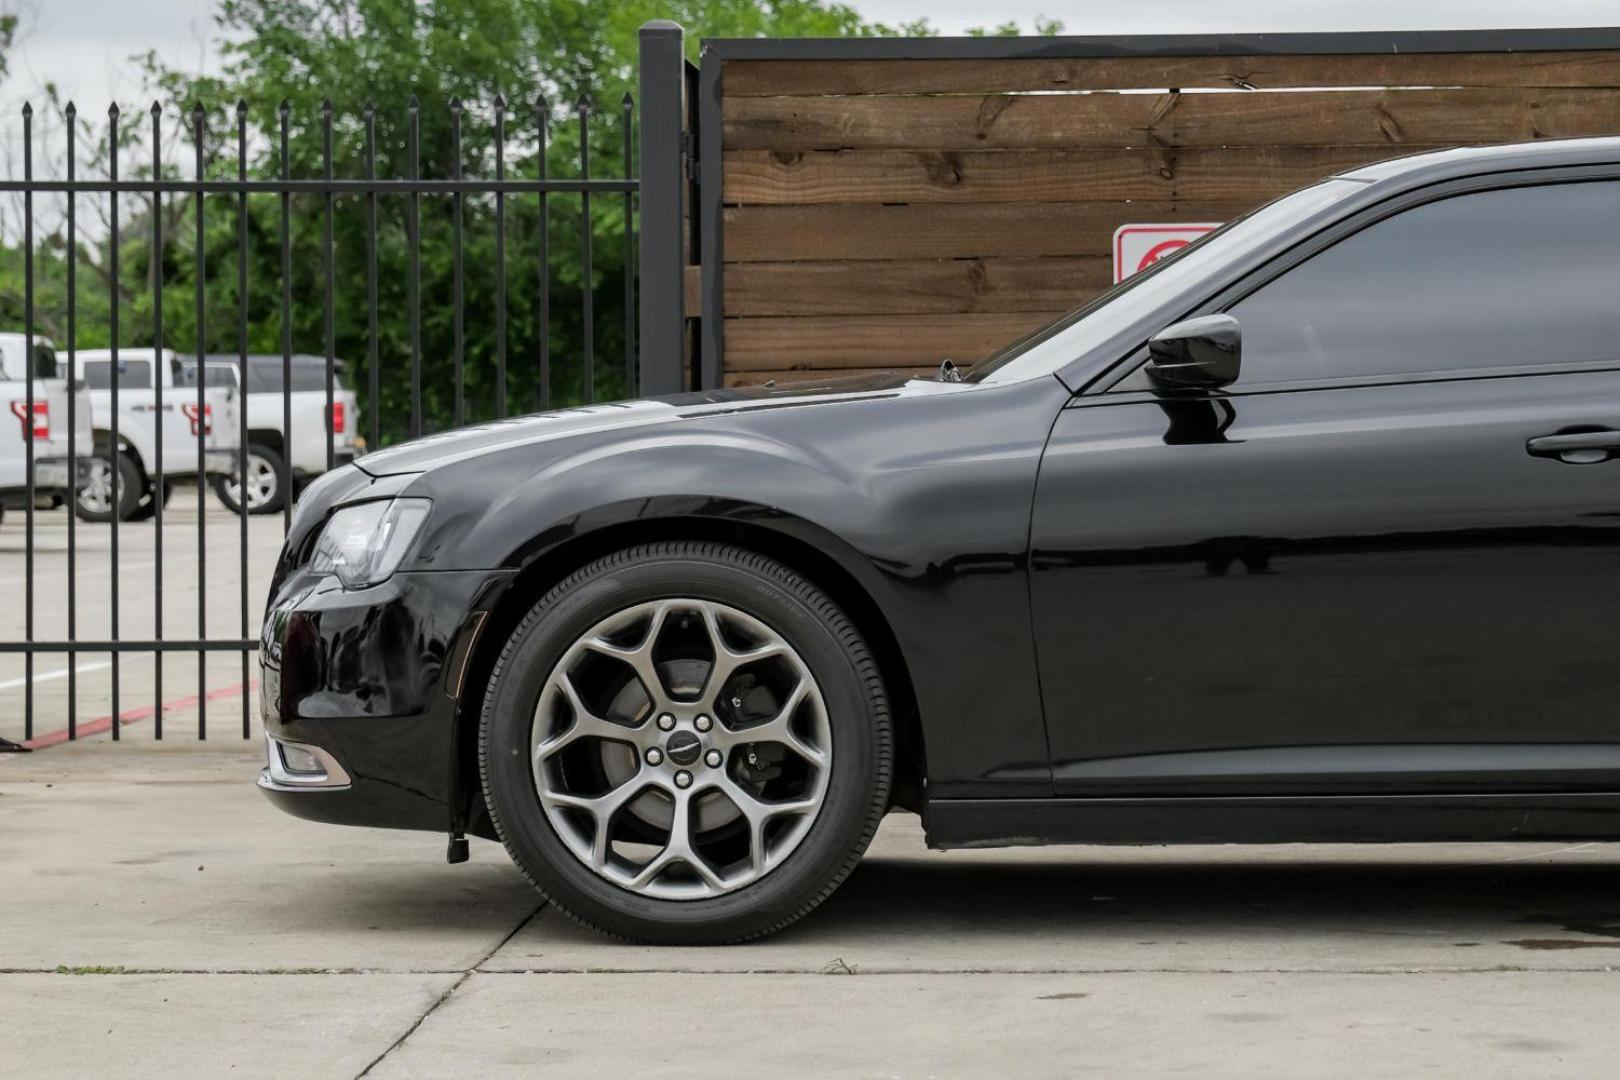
[0,658,116,691]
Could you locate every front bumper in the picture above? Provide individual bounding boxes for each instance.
[257,565,512,833]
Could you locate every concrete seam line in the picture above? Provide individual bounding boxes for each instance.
[462,964,1620,977]
[353,903,545,1079]
[7,964,1616,978]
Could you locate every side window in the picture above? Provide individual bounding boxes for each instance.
[1226,181,1620,386]
[246,361,279,393]
[290,365,333,392]
[83,360,152,390]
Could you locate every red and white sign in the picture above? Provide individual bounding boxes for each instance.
[1113,223,1222,283]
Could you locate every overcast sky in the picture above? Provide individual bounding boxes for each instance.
[5,0,1615,114]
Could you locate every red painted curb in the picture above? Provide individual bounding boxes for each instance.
[7,680,257,752]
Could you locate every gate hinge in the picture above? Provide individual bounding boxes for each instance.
[682,132,700,183]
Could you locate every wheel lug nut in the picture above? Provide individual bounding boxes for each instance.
[704,749,723,769]
[656,713,675,731]
[695,715,713,733]
[674,770,693,789]
[645,747,664,766]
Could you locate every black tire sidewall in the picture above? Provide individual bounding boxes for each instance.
[481,543,889,943]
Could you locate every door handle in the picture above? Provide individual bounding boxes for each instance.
[1526,427,1620,464]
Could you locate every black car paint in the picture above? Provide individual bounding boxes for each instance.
[261,138,1620,850]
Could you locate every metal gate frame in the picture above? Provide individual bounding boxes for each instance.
[3,61,652,743]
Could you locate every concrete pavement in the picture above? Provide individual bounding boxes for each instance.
[5,735,1620,1078]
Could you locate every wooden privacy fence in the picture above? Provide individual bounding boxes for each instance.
[656,28,1620,389]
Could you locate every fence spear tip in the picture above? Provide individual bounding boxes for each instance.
[493,92,506,111]
[407,94,420,111]
[108,101,120,119]
[449,95,462,112]
[621,90,634,107]
[235,98,248,115]
[278,99,291,117]
[151,100,163,116]
[321,97,334,115]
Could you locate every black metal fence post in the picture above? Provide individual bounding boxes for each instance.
[0,89,644,745]
[637,20,686,397]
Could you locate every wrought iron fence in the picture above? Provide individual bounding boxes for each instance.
[0,87,641,746]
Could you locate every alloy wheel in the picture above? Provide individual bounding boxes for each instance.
[531,598,832,901]
[78,458,114,516]
[221,451,280,511]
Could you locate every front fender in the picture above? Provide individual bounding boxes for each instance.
[395,378,1066,797]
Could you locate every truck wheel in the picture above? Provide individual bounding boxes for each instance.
[213,444,286,515]
[126,479,173,522]
[75,452,142,523]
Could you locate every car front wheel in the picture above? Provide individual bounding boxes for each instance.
[479,541,892,944]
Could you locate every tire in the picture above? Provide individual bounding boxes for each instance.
[213,443,287,515]
[480,541,893,945]
[75,451,142,522]
[126,478,172,522]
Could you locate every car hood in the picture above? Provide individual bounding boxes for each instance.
[353,370,925,477]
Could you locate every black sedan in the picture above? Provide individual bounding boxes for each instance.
[260,137,1620,943]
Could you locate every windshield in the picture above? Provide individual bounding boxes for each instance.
[970,179,1365,384]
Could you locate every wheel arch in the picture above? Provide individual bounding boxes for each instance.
[91,427,149,484]
[453,513,927,840]
[247,428,285,458]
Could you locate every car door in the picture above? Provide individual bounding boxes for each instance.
[1031,176,1620,797]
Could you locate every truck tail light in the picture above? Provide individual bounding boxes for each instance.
[327,401,346,435]
[9,400,48,441]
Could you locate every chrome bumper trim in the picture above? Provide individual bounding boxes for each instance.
[258,733,353,792]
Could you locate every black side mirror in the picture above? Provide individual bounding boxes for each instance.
[1146,314,1241,390]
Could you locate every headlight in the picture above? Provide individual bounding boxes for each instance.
[309,498,431,589]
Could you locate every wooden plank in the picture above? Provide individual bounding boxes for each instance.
[723,201,1247,262]
[722,257,1111,316]
[684,264,702,315]
[722,87,1620,150]
[726,366,938,388]
[723,145,1438,205]
[726,312,1066,371]
[724,52,1620,96]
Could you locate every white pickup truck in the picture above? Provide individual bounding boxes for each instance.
[185,354,363,514]
[0,334,92,526]
[69,348,241,522]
